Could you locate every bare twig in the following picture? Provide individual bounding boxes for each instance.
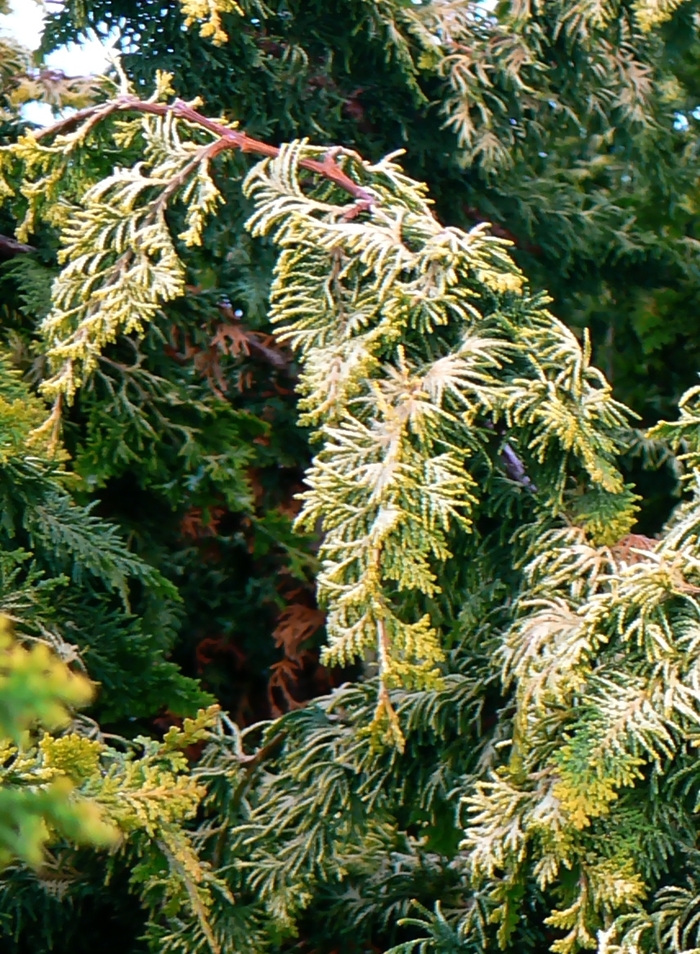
[0,234,35,258]
[216,299,289,371]
[485,421,537,492]
[36,95,376,205]
[210,729,288,866]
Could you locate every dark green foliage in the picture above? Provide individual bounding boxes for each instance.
[40,0,700,428]
[0,358,207,726]
[4,1,700,953]
[38,0,700,545]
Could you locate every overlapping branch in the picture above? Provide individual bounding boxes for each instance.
[35,94,375,205]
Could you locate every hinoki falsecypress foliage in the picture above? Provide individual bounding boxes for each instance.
[1,78,638,733]
[3,2,700,953]
[0,348,230,949]
[42,0,700,423]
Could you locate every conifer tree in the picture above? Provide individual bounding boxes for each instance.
[3,2,700,954]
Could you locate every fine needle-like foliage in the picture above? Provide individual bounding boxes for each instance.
[5,1,700,952]
[0,75,637,744]
[0,315,232,948]
[0,613,115,868]
[0,609,226,954]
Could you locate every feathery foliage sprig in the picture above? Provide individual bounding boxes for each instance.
[243,140,636,739]
[5,1,700,950]
[0,84,638,743]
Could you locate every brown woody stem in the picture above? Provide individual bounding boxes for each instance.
[36,96,375,204]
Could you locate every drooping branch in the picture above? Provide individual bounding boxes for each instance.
[15,94,637,745]
[23,91,379,419]
[35,95,376,206]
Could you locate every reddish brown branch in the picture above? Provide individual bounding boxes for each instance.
[36,95,375,205]
[463,205,542,256]
[216,300,289,370]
